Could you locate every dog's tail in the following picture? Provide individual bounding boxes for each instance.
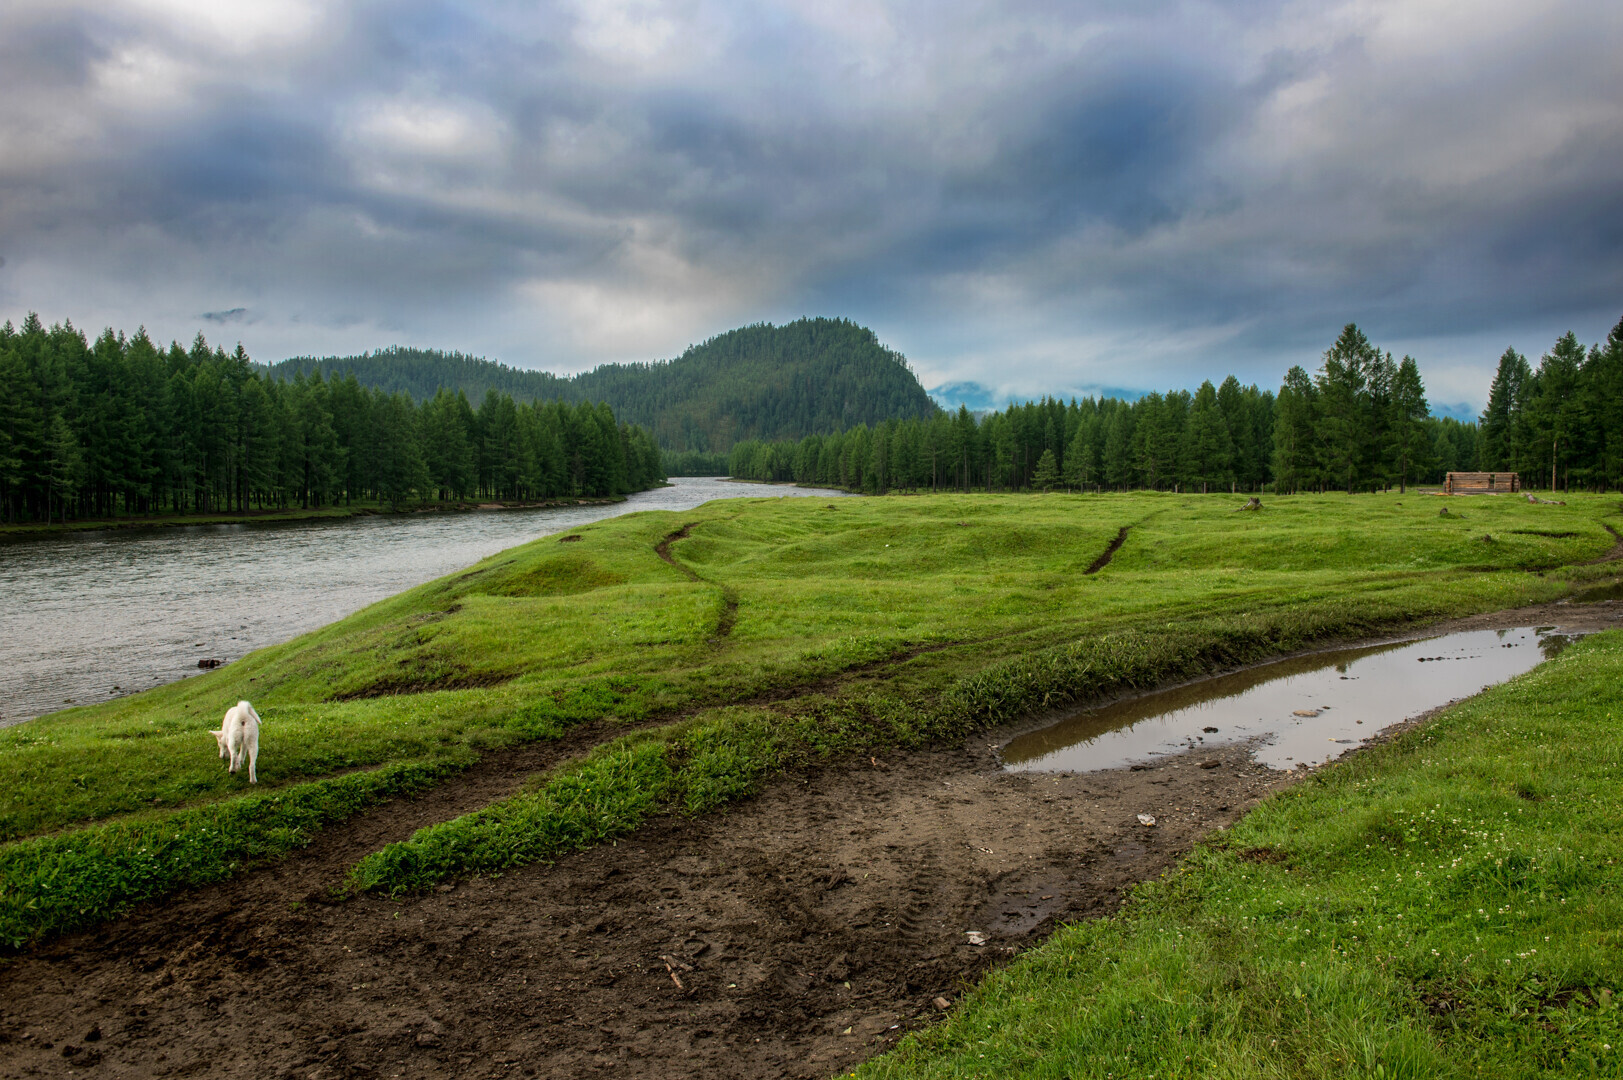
[240,700,261,726]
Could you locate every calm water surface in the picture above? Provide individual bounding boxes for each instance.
[1001,627,1575,773]
[0,478,852,726]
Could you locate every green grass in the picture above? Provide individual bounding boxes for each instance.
[0,760,459,949]
[1,491,1618,950]
[859,628,1623,1080]
[345,606,1496,897]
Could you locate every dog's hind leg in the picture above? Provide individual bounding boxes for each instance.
[245,726,258,784]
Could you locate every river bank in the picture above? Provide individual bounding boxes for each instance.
[0,478,851,726]
[0,494,633,537]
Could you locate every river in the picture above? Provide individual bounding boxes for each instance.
[0,478,852,726]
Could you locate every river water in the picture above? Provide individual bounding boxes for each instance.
[0,478,852,726]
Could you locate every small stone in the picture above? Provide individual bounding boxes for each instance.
[933,997,952,1011]
[84,1023,101,1042]
[415,1032,441,1048]
[1137,814,1156,827]
[1199,760,1220,770]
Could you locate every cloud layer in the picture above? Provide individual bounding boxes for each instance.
[3,0,1620,411]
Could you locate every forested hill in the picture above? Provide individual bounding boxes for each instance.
[268,317,940,451]
[268,347,568,405]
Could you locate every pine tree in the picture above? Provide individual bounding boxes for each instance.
[1103,408,1133,490]
[1272,366,1317,494]
[1389,357,1430,493]
[1523,332,1585,491]
[1062,416,1096,490]
[1316,324,1375,493]
[1178,380,1233,493]
[44,412,84,524]
[1478,348,1528,470]
[1583,318,1623,490]
[1030,449,1060,491]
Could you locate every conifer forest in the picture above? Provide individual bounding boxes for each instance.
[728,320,1623,495]
[4,313,1621,523]
[0,315,665,525]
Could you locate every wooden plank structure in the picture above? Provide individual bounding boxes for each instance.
[1444,471,1519,494]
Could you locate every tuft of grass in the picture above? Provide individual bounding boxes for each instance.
[858,630,1623,1080]
[347,709,787,894]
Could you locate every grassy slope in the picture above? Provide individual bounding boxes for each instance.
[861,629,1623,1080]
[1,493,1618,949]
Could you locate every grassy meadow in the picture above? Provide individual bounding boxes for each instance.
[1,492,1618,956]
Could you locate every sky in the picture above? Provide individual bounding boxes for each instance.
[2,1,1621,416]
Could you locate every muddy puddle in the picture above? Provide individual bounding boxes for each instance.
[1002,626,1576,773]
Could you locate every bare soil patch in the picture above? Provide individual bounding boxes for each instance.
[654,525,700,581]
[0,742,1284,1079]
[1082,526,1129,575]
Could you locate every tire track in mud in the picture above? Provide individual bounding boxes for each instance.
[0,742,1288,1080]
[1584,522,1623,564]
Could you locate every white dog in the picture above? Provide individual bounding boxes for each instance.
[211,700,261,783]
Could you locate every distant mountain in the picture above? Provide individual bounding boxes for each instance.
[927,381,1001,413]
[269,317,939,451]
[929,380,1154,412]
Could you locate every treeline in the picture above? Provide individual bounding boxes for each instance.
[728,385,1281,493]
[1477,319,1623,490]
[269,345,570,405]
[662,449,731,476]
[0,315,664,525]
[727,323,1523,494]
[272,317,941,453]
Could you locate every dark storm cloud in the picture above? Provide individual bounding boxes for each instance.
[0,0,1619,408]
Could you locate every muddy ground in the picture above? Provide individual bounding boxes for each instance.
[2,601,1619,1080]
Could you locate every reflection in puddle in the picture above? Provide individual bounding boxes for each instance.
[1001,627,1576,773]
